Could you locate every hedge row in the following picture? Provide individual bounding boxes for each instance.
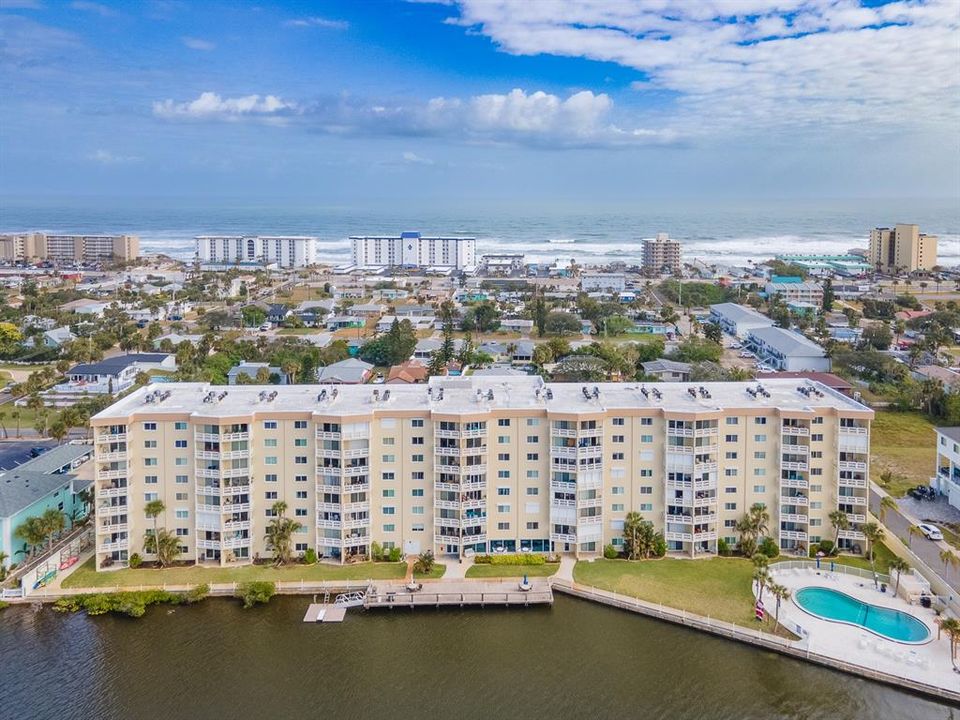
[473,554,547,566]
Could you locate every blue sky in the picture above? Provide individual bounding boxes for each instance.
[0,0,957,205]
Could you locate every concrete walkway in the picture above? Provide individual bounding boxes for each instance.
[557,555,576,583]
[440,556,473,580]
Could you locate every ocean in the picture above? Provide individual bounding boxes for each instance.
[1,197,958,268]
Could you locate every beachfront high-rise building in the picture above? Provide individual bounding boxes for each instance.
[643,232,681,275]
[868,224,938,274]
[0,233,139,263]
[90,377,872,570]
[195,235,317,269]
[350,232,476,271]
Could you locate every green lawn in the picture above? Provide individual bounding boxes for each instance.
[277,328,325,336]
[413,563,447,580]
[465,563,559,578]
[786,543,895,575]
[871,411,937,497]
[573,557,790,634]
[62,557,408,588]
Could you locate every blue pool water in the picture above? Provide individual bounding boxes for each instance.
[794,587,930,643]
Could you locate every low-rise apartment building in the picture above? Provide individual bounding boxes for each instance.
[90,377,872,570]
[350,232,476,270]
[195,235,317,269]
[0,232,139,263]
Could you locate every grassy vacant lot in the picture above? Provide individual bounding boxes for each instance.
[573,557,787,632]
[870,411,937,497]
[465,563,559,579]
[62,557,413,588]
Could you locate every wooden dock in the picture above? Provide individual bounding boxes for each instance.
[302,604,347,623]
[363,579,553,610]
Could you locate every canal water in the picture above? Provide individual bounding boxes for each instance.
[0,595,954,719]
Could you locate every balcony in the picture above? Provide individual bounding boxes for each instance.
[779,513,809,524]
[839,425,868,435]
[316,480,342,494]
[693,530,718,541]
[222,483,251,496]
[666,513,693,524]
[97,468,127,481]
[221,536,250,550]
[343,516,370,530]
[550,531,577,543]
[665,531,693,542]
[97,504,127,517]
[780,530,808,541]
[838,494,867,506]
[195,503,221,513]
[693,461,719,474]
[845,513,867,524]
[224,520,251,532]
[693,513,718,525]
[194,432,221,443]
[315,448,343,459]
[666,477,693,490]
[780,477,808,490]
[434,534,461,546]
[695,426,719,437]
[781,443,809,455]
[782,495,809,506]
[550,479,577,494]
[316,518,343,530]
[781,461,809,472]
[434,499,459,511]
[344,481,371,494]
[98,485,128,498]
[837,476,868,488]
[435,516,461,529]
[196,484,221,496]
[666,445,695,455]
[220,502,250,513]
[838,528,866,541]
[316,430,342,440]
[97,522,128,534]
[667,427,695,437]
[692,495,717,508]
[197,538,221,550]
[97,432,127,442]
[435,446,463,457]
[99,540,128,552]
[551,497,576,508]
[781,426,810,437]
[220,432,249,442]
[839,460,868,472]
[221,467,251,479]
[343,535,370,548]
[97,451,127,462]
[343,465,369,477]
[196,467,220,479]
[577,496,603,509]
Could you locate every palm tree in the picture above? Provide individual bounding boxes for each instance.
[907,524,922,548]
[829,510,849,551]
[737,503,770,556]
[878,496,897,524]
[40,507,66,552]
[940,617,960,671]
[264,501,303,566]
[0,550,8,581]
[769,582,791,630]
[939,548,960,576]
[144,528,182,567]
[889,557,910,595]
[0,411,8,440]
[11,408,21,439]
[144,499,166,565]
[861,522,884,588]
[14,516,47,558]
[753,566,771,604]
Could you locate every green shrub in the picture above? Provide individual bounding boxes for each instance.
[717,538,731,556]
[473,553,547,566]
[128,553,142,569]
[303,548,318,565]
[387,546,403,562]
[370,541,384,562]
[816,539,834,556]
[413,550,435,575]
[186,584,210,603]
[0,600,9,612]
[653,535,667,558]
[236,581,275,608]
[53,590,184,618]
[759,537,780,559]
[603,544,619,559]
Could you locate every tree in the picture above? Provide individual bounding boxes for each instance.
[544,311,582,336]
[878,495,897,524]
[0,550,8,580]
[598,315,634,336]
[11,408,21,439]
[889,557,910,595]
[940,617,960,670]
[15,516,47,557]
[829,510,849,551]
[531,292,548,337]
[821,278,834,312]
[144,499,166,565]
[0,321,22,356]
[940,548,960,576]
[413,550,435,574]
[907,524,922,547]
[669,336,722,363]
[264,501,303,566]
[861,522,884,588]
[360,319,417,366]
[736,503,770,557]
[860,324,893,351]
[462,301,501,333]
[241,305,267,328]
[702,322,723,343]
[143,528,182,567]
[622,512,665,560]
[40,507,66,552]
[769,582,791,630]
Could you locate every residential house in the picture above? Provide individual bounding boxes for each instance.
[709,303,775,338]
[640,359,692,382]
[351,303,386,317]
[326,315,365,331]
[747,327,830,372]
[228,361,288,385]
[266,304,293,324]
[386,360,429,384]
[316,358,373,384]
[511,341,535,364]
[501,318,534,333]
[48,354,176,396]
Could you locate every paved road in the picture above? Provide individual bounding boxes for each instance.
[0,439,57,472]
[870,488,960,593]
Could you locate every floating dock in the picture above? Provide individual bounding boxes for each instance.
[363,579,553,609]
[302,604,347,623]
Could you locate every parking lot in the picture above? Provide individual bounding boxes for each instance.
[0,440,57,472]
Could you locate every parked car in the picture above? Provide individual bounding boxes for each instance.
[729,342,742,350]
[259,322,272,331]
[738,351,754,358]
[917,523,943,541]
[29,447,47,458]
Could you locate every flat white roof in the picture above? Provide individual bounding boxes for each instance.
[93,377,870,421]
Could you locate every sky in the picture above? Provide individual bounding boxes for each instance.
[0,0,958,206]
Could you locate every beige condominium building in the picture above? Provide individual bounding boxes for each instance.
[0,233,139,263]
[868,223,937,273]
[642,232,682,274]
[90,377,872,570]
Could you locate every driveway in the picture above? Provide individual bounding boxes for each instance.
[870,488,960,593]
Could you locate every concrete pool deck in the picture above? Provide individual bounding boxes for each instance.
[768,565,959,693]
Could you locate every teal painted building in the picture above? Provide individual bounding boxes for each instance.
[0,445,92,569]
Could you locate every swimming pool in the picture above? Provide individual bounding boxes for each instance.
[793,587,930,643]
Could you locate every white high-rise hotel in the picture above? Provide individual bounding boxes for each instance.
[195,235,318,268]
[350,231,476,270]
[91,377,872,569]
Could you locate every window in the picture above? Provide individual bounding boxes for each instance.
[412,506,425,515]
[176,527,189,536]
[724,502,737,511]
[526,435,539,443]
[412,488,424,497]
[612,435,625,443]
[726,417,738,425]
[295,456,307,464]
[382,454,395,463]
[264,439,278,448]
[265,474,278,483]
[412,524,425,532]
[497,522,510,530]
[144,492,158,502]
[526,521,539,530]
[382,507,396,515]
[752,484,766,493]
[175,457,188,466]
[498,453,510,461]
[382,472,395,481]
[611,486,624,495]
[296,491,308,499]
[612,452,624,460]
[725,435,738,443]
[640,435,653,443]
[754,451,766,459]
[294,438,307,447]
[526,452,539,461]
[810,451,823,459]
[754,434,766,443]
[810,501,822,509]
[753,468,766,476]
[265,456,278,465]
[411,471,424,480]
[144,440,157,449]
[383,524,395,533]
[640,503,653,511]
[640,486,653,495]
[725,469,738,476]
[144,422,157,431]
[497,504,510,513]
[174,440,188,448]
[295,475,307,483]
[145,475,158,484]
[526,487,539,496]
[612,417,625,426]
[175,475,188,484]
[639,469,652,477]
[497,487,511,496]
[724,520,737,528]
[527,418,540,426]
[294,420,307,429]
[810,518,822,527]
[497,470,510,479]
[498,435,509,444]
[174,422,188,430]
[295,543,308,552]
[264,421,277,430]
[498,419,511,427]
[144,458,158,466]
[811,468,823,476]
[810,484,822,493]
[640,418,653,426]
[411,419,424,428]
[812,434,823,442]
[813,416,823,424]
[265,491,278,500]
[725,451,737,459]
[175,509,189,519]
[754,417,767,425]
[295,508,308,517]
[412,437,424,445]
[411,454,424,462]
[382,437,395,446]
[612,503,625,511]
[725,486,737,493]
[382,489,395,498]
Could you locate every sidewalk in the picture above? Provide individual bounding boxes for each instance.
[441,556,473,580]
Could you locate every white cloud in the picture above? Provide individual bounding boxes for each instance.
[87,149,141,164]
[153,91,297,122]
[402,151,434,165]
[181,36,215,51]
[70,1,113,16]
[283,16,349,30]
[442,0,960,135]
